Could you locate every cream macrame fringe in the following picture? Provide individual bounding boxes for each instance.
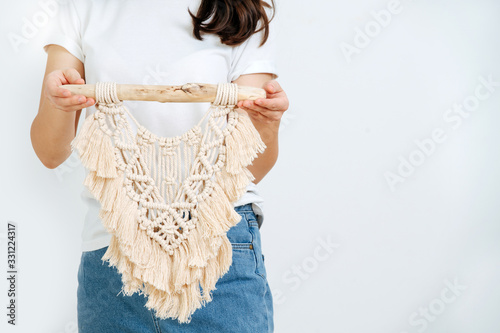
[70,82,266,324]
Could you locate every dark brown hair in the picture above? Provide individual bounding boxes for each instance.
[189,0,275,47]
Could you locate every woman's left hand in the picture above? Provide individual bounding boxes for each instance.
[237,80,289,124]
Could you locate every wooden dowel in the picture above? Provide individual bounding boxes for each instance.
[58,83,266,103]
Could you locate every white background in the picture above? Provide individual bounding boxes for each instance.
[1,0,500,332]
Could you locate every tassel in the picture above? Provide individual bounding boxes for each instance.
[215,166,254,202]
[83,170,123,211]
[103,237,145,296]
[186,225,211,268]
[215,236,232,281]
[99,172,124,211]
[71,112,118,178]
[79,126,104,171]
[113,198,139,247]
[196,182,242,239]
[141,239,174,290]
[171,241,190,290]
[144,283,204,324]
[179,283,204,322]
[98,184,132,231]
[145,287,176,320]
[83,171,106,201]
[121,226,155,268]
[100,201,234,324]
[225,111,267,174]
[102,237,136,293]
[70,113,99,156]
[199,249,222,301]
[95,132,118,178]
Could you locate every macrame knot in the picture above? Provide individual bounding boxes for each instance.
[185,126,201,146]
[95,81,122,107]
[212,83,238,107]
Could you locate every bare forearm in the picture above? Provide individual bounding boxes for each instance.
[30,95,80,169]
[31,46,93,169]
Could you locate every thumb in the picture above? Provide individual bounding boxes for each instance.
[61,68,85,85]
[265,80,282,95]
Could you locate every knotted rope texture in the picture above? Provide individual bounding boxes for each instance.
[70,81,266,323]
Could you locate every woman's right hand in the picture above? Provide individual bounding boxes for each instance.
[44,68,95,112]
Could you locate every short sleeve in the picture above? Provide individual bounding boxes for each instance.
[229,9,278,82]
[42,0,84,63]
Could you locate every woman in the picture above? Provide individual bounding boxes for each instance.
[30,0,288,332]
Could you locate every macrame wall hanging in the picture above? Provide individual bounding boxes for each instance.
[67,81,266,324]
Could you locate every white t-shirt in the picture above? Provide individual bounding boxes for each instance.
[43,0,278,252]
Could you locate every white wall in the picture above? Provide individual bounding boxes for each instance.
[1,0,500,332]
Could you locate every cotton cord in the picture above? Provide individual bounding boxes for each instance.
[213,82,238,106]
[70,81,266,324]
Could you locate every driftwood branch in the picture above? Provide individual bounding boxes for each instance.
[59,83,266,103]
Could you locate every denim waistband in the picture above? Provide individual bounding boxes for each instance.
[234,203,253,212]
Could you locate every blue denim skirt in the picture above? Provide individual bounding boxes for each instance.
[77,203,274,332]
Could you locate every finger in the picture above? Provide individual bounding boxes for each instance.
[240,100,267,112]
[62,68,85,84]
[47,78,72,98]
[51,94,92,108]
[240,104,269,114]
[253,98,288,111]
[241,107,267,121]
[239,104,276,118]
[245,109,276,124]
[241,103,284,122]
[51,100,92,113]
[242,98,286,112]
[47,69,84,98]
[264,80,283,95]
